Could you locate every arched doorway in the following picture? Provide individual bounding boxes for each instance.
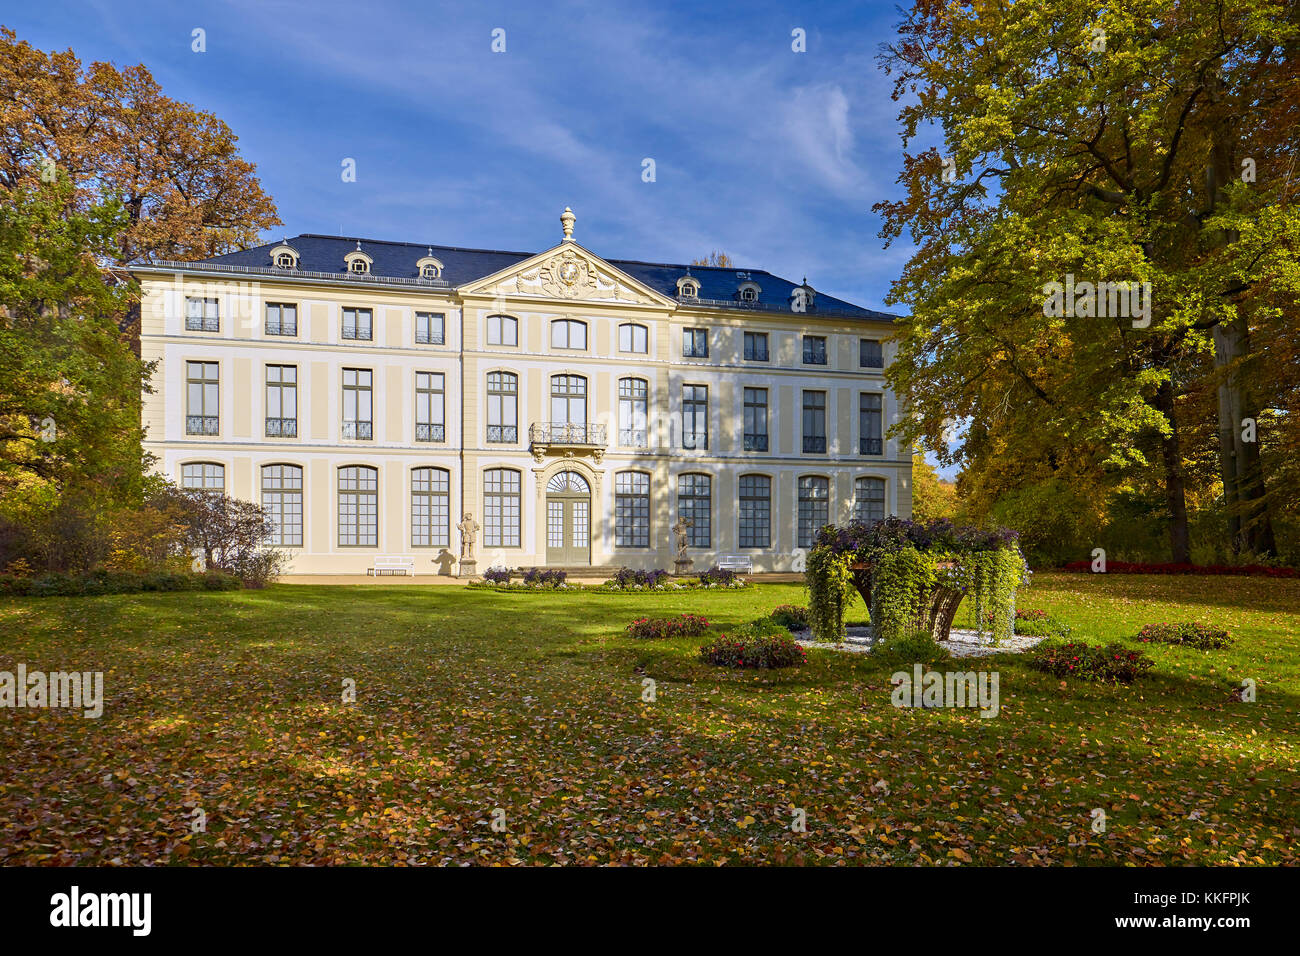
[546,470,591,565]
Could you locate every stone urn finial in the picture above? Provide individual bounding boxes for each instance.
[560,206,575,241]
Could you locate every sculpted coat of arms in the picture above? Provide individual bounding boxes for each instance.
[514,250,624,300]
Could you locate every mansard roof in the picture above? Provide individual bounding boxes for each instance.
[202,233,895,322]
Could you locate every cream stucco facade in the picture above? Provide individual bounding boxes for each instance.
[135,212,911,575]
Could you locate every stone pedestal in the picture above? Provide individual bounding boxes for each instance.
[458,559,477,579]
[674,558,693,575]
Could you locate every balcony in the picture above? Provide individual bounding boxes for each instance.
[416,423,445,442]
[265,418,298,438]
[803,436,828,454]
[529,421,607,463]
[186,415,219,436]
[342,421,373,440]
[860,437,883,455]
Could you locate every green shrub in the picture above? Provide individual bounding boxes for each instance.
[0,569,240,597]
[1026,641,1154,683]
[699,632,807,669]
[873,631,948,666]
[626,614,709,639]
[1136,622,1233,649]
[769,605,809,630]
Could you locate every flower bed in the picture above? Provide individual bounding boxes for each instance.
[770,604,809,631]
[1025,641,1154,683]
[1136,621,1234,649]
[0,569,242,597]
[1061,560,1298,577]
[626,613,709,639]
[983,607,1072,638]
[699,630,808,669]
[469,567,571,590]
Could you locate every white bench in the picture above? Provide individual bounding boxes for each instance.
[716,554,754,573]
[367,555,415,576]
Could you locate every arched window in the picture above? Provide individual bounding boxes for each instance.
[678,473,711,548]
[797,476,830,548]
[738,475,771,549]
[262,464,303,546]
[412,467,451,548]
[344,249,372,275]
[737,280,761,303]
[181,462,224,491]
[677,276,700,299]
[550,374,587,426]
[618,378,648,447]
[618,323,648,353]
[338,466,378,547]
[276,252,296,269]
[550,319,587,350]
[487,314,518,346]
[486,371,518,443]
[615,472,651,548]
[854,477,887,525]
[416,253,443,279]
[484,468,521,548]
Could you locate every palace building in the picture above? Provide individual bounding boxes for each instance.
[133,208,910,575]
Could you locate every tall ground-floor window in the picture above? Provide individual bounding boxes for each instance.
[614,471,650,547]
[338,466,378,547]
[262,464,303,546]
[412,467,450,548]
[678,473,711,548]
[854,477,886,525]
[797,476,830,548]
[738,475,771,548]
[484,468,521,548]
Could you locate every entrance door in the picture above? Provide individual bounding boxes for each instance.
[545,471,591,565]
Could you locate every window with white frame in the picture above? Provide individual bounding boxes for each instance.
[550,319,587,350]
[411,467,451,548]
[262,464,303,547]
[486,372,518,442]
[186,361,219,435]
[483,468,521,547]
[185,296,219,332]
[181,462,224,491]
[342,307,372,341]
[415,372,445,442]
[614,472,651,548]
[338,466,378,547]
[618,378,648,447]
[487,314,518,346]
[618,323,648,353]
[416,311,445,345]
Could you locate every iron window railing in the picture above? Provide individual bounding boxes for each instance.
[186,415,219,435]
[486,424,518,443]
[803,436,828,453]
[860,437,883,455]
[416,423,446,442]
[265,418,297,437]
[619,428,647,447]
[342,421,373,440]
[744,434,769,452]
[529,422,607,445]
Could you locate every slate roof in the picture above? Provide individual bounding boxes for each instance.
[203,233,894,321]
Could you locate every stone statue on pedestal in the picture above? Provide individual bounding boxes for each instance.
[457,512,480,577]
[671,517,694,574]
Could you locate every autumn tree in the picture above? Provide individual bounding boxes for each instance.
[0,26,280,263]
[875,0,1300,562]
[691,251,734,268]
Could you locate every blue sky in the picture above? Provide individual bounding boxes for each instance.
[9,0,956,475]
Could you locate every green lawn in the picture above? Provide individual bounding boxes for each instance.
[1,572,1296,865]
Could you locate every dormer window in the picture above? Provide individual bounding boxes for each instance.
[677,276,700,299]
[269,242,299,269]
[737,280,761,303]
[417,251,444,280]
[344,244,373,276]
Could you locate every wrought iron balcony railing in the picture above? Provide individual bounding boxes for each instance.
[619,428,647,448]
[486,424,518,443]
[529,422,607,446]
[185,316,220,332]
[186,415,219,435]
[265,418,297,437]
[860,437,883,455]
[744,434,769,452]
[342,420,373,440]
[416,423,445,442]
[803,436,828,454]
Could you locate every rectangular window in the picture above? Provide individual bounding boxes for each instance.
[342,307,373,341]
[860,338,883,368]
[683,328,708,358]
[854,477,887,524]
[484,469,521,547]
[678,474,711,548]
[486,372,518,443]
[860,393,883,455]
[487,314,518,346]
[615,472,651,548]
[802,390,827,453]
[619,378,648,447]
[265,302,297,336]
[265,365,298,437]
[738,475,771,549]
[619,323,648,353]
[743,387,768,452]
[798,476,830,548]
[338,466,378,547]
[185,296,219,332]
[185,361,219,435]
[550,320,587,350]
[412,468,450,548]
[342,368,373,440]
[416,311,445,345]
[743,331,769,362]
[682,384,708,450]
[415,372,445,442]
[262,465,303,547]
[181,462,224,491]
[803,335,828,365]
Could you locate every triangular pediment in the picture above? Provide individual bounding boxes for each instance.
[458,242,676,307]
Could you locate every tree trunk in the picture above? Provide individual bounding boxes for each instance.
[1153,381,1192,563]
